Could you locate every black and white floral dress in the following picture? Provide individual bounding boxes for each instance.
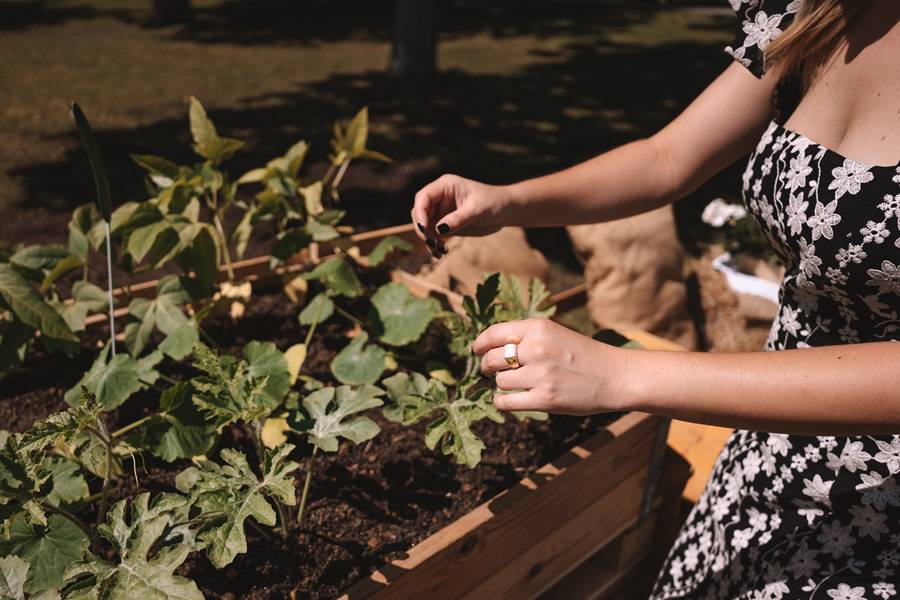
[651,2,900,599]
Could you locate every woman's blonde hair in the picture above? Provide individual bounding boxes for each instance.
[764,0,866,84]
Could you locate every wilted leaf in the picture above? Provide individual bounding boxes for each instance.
[260,417,290,449]
[292,385,383,452]
[370,283,439,346]
[330,332,386,385]
[175,445,298,568]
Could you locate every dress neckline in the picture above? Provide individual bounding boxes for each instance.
[770,120,900,170]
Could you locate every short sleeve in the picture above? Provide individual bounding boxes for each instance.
[725,0,801,78]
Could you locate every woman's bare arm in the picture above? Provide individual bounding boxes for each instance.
[412,62,779,239]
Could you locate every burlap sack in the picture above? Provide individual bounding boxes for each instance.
[567,206,698,350]
[418,227,550,297]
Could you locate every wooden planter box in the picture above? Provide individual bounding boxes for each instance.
[75,223,690,599]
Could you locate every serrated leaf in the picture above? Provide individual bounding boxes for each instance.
[298,293,334,326]
[381,372,438,424]
[19,388,102,456]
[366,235,412,267]
[65,346,142,410]
[303,258,362,298]
[370,283,439,346]
[190,342,271,430]
[70,103,112,223]
[0,555,28,600]
[0,514,88,594]
[293,385,383,452]
[65,492,202,600]
[496,275,555,321]
[135,382,215,462]
[175,445,298,568]
[0,264,77,342]
[425,399,486,469]
[330,332,386,385]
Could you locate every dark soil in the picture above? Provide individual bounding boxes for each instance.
[0,266,615,599]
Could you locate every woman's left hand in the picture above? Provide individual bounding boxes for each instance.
[473,319,632,415]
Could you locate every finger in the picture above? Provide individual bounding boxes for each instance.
[412,178,450,241]
[495,366,538,392]
[434,205,473,240]
[472,321,528,356]
[480,346,515,376]
[493,390,546,412]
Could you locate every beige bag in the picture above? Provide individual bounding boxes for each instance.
[567,206,698,350]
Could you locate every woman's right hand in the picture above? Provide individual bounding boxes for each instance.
[411,174,513,255]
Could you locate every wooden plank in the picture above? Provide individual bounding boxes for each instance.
[667,420,732,503]
[340,413,661,600]
[470,467,651,600]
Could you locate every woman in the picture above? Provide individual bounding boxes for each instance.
[411,1,900,597]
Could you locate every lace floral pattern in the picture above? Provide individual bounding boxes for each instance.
[651,3,900,598]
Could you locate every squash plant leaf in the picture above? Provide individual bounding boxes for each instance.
[243,341,292,407]
[55,281,107,333]
[19,387,103,456]
[303,257,362,298]
[63,492,203,600]
[0,513,89,594]
[298,293,334,326]
[0,555,28,600]
[370,283,439,346]
[366,235,412,267]
[43,457,89,508]
[64,345,144,409]
[290,385,383,452]
[70,102,112,223]
[381,372,439,425]
[9,245,71,274]
[330,332,386,385]
[0,264,77,343]
[175,445,298,568]
[270,227,313,268]
[190,342,272,431]
[135,382,215,462]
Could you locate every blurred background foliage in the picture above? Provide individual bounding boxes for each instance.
[1,0,742,265]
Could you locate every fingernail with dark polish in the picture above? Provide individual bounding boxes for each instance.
[426,238,436,248]
[417,222,425,233]
[438,245,448,255]
[437,223,450,235]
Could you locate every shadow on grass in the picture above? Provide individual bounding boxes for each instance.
[7,6,742,261]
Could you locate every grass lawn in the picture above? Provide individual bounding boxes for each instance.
[0,0,739,261]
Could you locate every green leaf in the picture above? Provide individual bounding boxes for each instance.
[130,154,181,180]
[381,372,436,424]
[332,108,372,160]
[270,227,313,268]
[125,275,190,357]
[18,388,102,456]
[54,281,106,333]
[285,140,309,178]
[135,382,215,462]
[425,398,487,469]
[305,221,339,243]
[476,272,501,315]
[0,514,88,594]
[44,457,89,507]
[65,346,143,410]
[496,275,555,321]
[188,97,244,163]
[0,555,28,600]
[243,341,291,406]
[41,255,83,291]
[303,258,362,298]
[0,264,77,342]
[190,342,271,430]
[330,332,386,385]
[70,102,112,223]
[367,235,412,267]
[9,245,71,274]
[157,319,199,361]
[68,204,104,258]
[175,445,298,568]
[298,293,334,326]
[300,181,323,216]
[176,225,218,299]
[65,492,202,600]
[292,385,383,452]
[370,282,439,346]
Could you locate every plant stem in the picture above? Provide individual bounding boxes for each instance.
[111,413,157,439]
[296,446,318,528]
[334,304,363,327]
[198,325,219,348]
[87,426,114,526]
[212,210,236,282]
[302,299,326,348]
[329,158,351,194]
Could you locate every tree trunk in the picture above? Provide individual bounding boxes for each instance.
[389,0,437,77]
[152,0,191,24]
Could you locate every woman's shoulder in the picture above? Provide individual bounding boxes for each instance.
[726,0,801,78]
